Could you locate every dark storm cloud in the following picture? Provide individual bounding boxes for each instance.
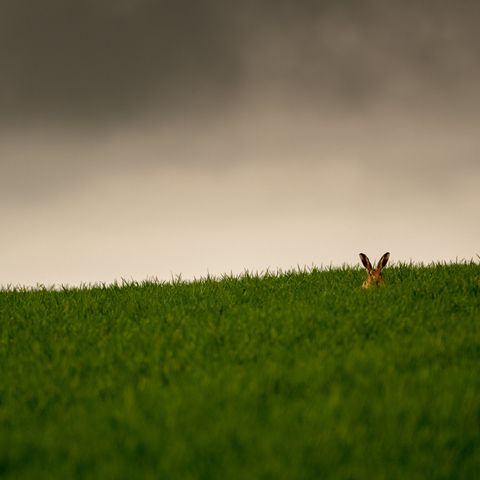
[1,0,480,125]
[0,0,244,125]
[1,0,480,203]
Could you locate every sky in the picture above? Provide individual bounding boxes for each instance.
[1,0,479,287]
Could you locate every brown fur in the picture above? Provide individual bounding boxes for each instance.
[359,252,390,289]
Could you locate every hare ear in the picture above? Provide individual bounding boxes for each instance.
[359,253,373,271]
[377,252,390,270]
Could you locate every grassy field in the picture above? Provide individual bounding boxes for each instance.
[0,262,479,479]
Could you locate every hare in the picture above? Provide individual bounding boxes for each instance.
[359,252,390,288]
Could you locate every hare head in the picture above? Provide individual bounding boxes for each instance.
[359,252,390,289]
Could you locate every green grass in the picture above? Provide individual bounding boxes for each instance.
[1,263,479,479]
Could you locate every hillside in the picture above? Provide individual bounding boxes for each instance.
[1,263,479,479]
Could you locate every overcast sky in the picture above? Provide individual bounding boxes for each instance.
[1,0,479,287]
